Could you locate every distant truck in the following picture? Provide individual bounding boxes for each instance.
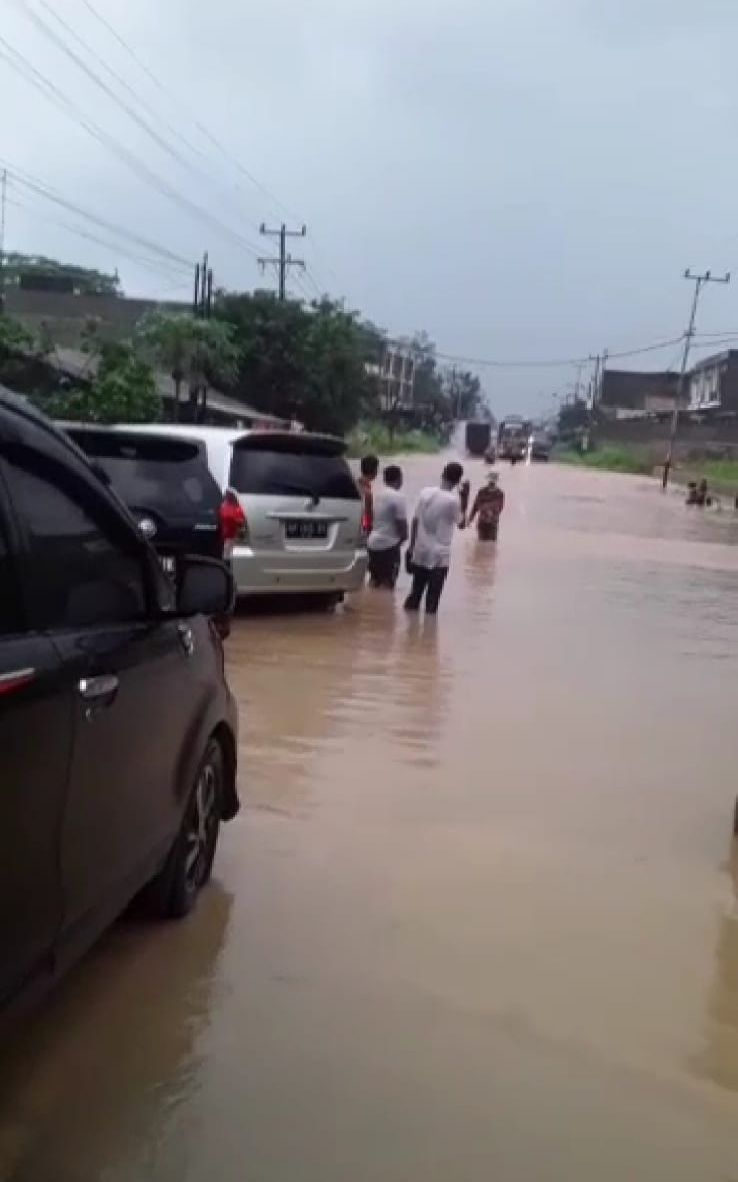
[498,416,531,463]
[465,421,493,456]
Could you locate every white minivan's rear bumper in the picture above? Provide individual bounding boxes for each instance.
[229,546,368,596]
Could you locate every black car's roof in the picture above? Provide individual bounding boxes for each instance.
[0,390,96,467]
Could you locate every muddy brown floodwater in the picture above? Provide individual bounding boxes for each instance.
[2,457,738,1181]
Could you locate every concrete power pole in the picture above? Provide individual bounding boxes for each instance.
[259,223,306,300]
[662,268,730,489]
[0,169,6,309]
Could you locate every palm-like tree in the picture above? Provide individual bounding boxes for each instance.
[137,312,238,421]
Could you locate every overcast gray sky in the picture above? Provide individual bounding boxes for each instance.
[4,0,738,415]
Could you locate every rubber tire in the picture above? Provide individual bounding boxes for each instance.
[151,739,224,920]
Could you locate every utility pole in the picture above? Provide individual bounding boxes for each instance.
[599,348,608,406]
[192,260,200,317]
[187,251,214,423]
[662,268,730,489]
[259,222,306,300]
[591,354,601,409]
[0,169,7,310]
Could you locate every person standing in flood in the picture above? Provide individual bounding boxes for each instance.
[367,465,408,588]
[468,471,505,540]
[404,461,467,615]
[358,455,379,535]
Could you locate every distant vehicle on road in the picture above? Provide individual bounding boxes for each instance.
[115,426,368,606]
[465,421,492,456]
[527,432,551,462]
[498,416,530,463]
[1,392,239,1023]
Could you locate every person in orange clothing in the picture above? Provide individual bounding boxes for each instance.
[357,454,379,534]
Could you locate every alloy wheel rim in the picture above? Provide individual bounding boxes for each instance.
[185,761,217,891]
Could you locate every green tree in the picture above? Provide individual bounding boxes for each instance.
[0,313,34,360]
[0,313,41,395]
[216,292,371,433]
[302,299,374,433]
[137,311,238,420]
[44,339,160,424]
[442,366,484,421]
[558,396,590,437]
[216,291,311,420]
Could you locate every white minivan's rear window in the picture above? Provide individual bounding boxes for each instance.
[229,442,360,501]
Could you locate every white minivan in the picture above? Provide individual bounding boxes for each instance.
[118,425,368,602]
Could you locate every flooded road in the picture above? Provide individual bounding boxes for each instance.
[3,457,738,1180]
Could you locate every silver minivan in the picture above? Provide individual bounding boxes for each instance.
[118,425,368,601]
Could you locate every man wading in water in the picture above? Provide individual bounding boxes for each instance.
[367,465,408,589]
[404,461,468,615]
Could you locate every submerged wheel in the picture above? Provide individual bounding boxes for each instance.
[151,739,224,919]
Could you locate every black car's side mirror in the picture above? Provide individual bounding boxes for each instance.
[177,556,235,619]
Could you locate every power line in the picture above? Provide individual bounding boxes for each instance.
[4,193,191,285]
[303,267,325,301]
[433,335,684,370]
[21,0,269,243]
[15,1,339,298]
[16,0,201,178]
[1,162,194,271]
[0,30,264,263]
[29,0,209,172]
[77,0,301,225]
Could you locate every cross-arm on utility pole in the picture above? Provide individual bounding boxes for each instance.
[662,268,730,489]
[259,222,306,300]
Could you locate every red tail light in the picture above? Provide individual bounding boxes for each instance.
[219,491,246,543]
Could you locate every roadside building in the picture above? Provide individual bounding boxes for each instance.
[45,347,284,429]
[688,350,738,412]
[4,288,285,428]
[598,369,685,419]
[4,287,187,348]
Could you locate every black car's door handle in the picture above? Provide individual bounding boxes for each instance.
[177,624,194,657]
[78,674,119,708]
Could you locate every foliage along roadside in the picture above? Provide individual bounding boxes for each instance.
[346,422,442,458]
[556,446,655,475]
[0,287,488,434]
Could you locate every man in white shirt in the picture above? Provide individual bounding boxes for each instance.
[367,465,408,588]
[404,461,467,615]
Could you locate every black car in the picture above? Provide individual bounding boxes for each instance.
[65,426,225,578]
[0,392,239,1022]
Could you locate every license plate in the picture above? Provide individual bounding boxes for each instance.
[160,555,177,575]
[285,520,329,540]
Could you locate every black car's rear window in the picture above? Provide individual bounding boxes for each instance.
[229,444,360,501]
[68,431,222,515]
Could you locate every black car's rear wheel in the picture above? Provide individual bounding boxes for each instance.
[151,739,224,919]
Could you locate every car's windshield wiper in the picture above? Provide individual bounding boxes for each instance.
[263,481,320,501]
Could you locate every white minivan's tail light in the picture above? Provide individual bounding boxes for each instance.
[218,491,247,543]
